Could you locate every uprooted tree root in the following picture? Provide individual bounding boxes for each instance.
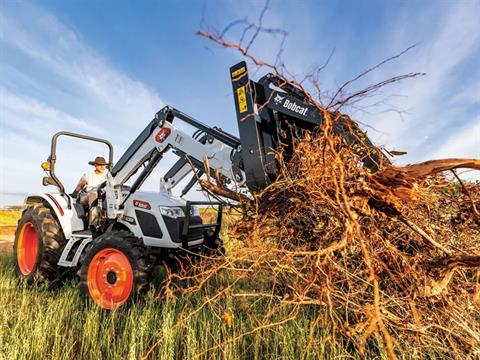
[160,110,480,360]
[147,9,479,358]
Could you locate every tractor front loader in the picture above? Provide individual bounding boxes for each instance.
[14,62,384,309]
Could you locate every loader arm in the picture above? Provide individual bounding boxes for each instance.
[108,106,245,212]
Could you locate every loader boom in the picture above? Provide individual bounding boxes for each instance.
[104,106,245,215]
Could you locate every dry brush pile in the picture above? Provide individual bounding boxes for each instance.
[161,11,480,358]
[179,110,480,359]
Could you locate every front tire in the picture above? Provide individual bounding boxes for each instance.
[203,237,225,256]
[14,202,65,284]
[78,231,151,309]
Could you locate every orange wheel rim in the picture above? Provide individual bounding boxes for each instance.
[17,222,39,275]
[87,248,133,309]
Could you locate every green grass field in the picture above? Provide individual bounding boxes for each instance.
[0,209,367,359]
[0,251,364,359]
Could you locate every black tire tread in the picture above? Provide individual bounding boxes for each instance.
[14,202,65,283]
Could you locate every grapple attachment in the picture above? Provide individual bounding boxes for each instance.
[230,61,389,193]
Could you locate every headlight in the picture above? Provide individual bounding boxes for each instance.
[159,206,184,218]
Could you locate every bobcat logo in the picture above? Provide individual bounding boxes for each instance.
[273,94,285,105]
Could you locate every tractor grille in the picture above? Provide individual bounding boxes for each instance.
[135,210,163,238]
[162,215,204,243]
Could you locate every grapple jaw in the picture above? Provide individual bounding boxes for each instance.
[230,61,389,193]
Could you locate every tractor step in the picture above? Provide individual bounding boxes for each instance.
[72,230,92,236]
[57,231,93,267]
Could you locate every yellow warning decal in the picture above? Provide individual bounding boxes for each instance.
[231,66,246,78]
[237,86,248,113]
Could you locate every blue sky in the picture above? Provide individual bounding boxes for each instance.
[1,0,479,206]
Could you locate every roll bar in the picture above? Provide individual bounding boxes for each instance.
[48,131,114,195]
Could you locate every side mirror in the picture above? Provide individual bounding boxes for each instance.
[42,176,57,187]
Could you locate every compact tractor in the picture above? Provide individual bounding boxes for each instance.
[14,62,385,309]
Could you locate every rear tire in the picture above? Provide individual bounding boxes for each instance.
[14,202,66,284]
[78,231,152,309]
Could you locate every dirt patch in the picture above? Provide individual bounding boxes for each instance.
[0,226,14,253]
[0,238,13,254]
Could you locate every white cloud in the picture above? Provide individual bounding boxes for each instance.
[426,117,480,159]
[357,1,480,169]
[0,5,165,205]
[1,90,96,135]
[0,7,163,134]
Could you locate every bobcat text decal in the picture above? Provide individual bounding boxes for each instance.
[282,99,308,116]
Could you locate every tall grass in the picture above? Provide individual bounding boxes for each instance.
[0,251,367,360]
[1,209,385,359]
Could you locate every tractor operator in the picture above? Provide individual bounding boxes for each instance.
[71,156,108,207]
